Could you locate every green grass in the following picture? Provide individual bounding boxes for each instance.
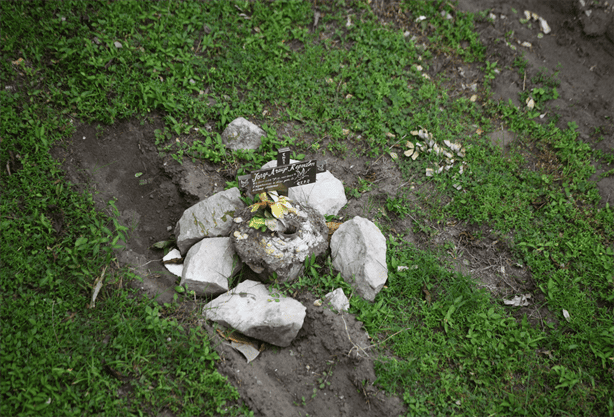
[2,0,613,416]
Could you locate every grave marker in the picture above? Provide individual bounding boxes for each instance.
[238,148,326,195]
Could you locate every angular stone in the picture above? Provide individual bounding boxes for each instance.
[203,280,306,347]
[230,202,328,284]
[330,217,387,302]
[175,188,245,255]
[181,237,242,297]
[221,117,265,151]
[261,160,347,216]
[324,288,350,312]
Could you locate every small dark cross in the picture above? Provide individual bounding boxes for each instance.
[238,148,326,195]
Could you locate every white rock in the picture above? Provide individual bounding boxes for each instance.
[221,117,265,151]
[163,248,183,277]
[203,280,306,347]
[324,288,350,312]
[175,188,245,254]
[181,237,241,297]
[261,160,347,216]
[330,217,388,302]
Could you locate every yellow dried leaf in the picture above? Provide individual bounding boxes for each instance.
[270,203,285,219]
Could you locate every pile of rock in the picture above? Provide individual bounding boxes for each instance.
[164,117,388,349]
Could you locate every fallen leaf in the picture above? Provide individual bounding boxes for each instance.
[404,149,414,157]
[470,95,478,102]
[390,152,398,160]
[151,240,174,249]
[562,309,571,322]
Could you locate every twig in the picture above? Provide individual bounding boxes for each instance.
[341,313,370,359]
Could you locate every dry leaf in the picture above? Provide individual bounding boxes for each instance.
[411,151,419,160]
[470,95,478,102]
[562,309,571,322]
[404,149,414,157]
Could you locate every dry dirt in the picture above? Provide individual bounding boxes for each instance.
[52,1,613,416]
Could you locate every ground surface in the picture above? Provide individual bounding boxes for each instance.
[51,1,613,416]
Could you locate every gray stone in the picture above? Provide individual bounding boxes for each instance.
[181,237,241,297]
[230,201,328,284]
[175,188,245,255]
[324,288,350,312]
[331,217,388,302]
[203,280,306,347]
[261,160,347,216]
[221,117,265,151]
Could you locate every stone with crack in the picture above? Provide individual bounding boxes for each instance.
[174,188,245,255]
[230,201,328,284]
[203,280,306,347]
[221,117,265,151]
[330,216,387,302]
[181,237,242,296]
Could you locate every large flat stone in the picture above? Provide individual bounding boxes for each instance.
[203,280,306,347]
[331,217,388,302]
[181,237,242,296]
[175,188,245,254]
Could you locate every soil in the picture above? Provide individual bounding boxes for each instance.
[52,1,613,416]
